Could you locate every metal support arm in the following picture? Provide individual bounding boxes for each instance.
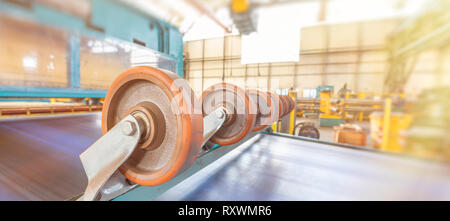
[78,107,226,201]
[202,107,226,146]
[78,115,142,201]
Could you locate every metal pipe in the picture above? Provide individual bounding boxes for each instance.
[185,0,232,33]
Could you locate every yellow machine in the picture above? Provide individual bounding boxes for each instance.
[318,89,344,127]
[369,98,412,152]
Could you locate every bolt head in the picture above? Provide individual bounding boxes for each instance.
[122,121,136,136]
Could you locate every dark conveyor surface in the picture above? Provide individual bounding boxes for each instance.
[155,134,450,200]
[0,113,102,200]
[0,113,449,200]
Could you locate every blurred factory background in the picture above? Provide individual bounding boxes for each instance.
[0,0,450,201]
[181,0,450,161]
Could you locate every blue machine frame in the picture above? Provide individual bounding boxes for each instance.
[0,0,184,98]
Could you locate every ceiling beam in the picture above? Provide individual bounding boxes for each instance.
[185,0,232,33]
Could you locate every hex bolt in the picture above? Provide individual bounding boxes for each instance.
[122,121,136,136]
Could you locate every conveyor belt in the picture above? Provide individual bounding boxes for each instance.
[156,136,450,200]
[0,113,450,200]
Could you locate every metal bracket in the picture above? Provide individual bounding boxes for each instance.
[97,170,138,201]
[78,114,142,201]
[201,107,226,147]
[77,107,227,201]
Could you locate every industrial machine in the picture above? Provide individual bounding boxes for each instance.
[293,121,320,139]
[0,0,183,98]
[77,66,296,200]
[317,86,345,127]
[2,68,450,200]
[0,0,184,117]
[297,85,387,126]
[1,0,450,201]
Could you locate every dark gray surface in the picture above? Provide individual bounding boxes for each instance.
[0,113,101,200]
[156,134,450,200]
[0,113,450,200]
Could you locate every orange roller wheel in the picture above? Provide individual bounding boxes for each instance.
[285,96,293,114]
[265,91,281,122]
[279,95,285,116]
[202,83,255,145]
[284,96,291,116]
[275,93,285,119]
[281,95,289,116]
[286,96,293,113]
[247,89,273,131]
[102,66,203,186]
[280,95,289,117]
[284,96,290,114]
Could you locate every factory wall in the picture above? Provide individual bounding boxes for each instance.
[2,15,448,97]
[184,17,450,97]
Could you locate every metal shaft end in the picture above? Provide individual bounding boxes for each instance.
[216,109,225,119]
[121,121,136,136]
